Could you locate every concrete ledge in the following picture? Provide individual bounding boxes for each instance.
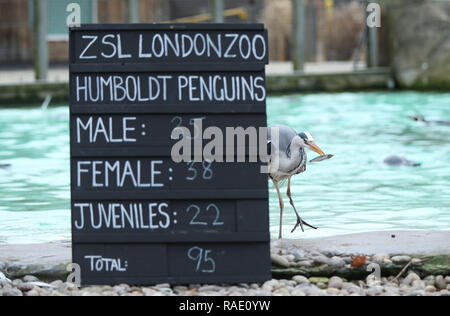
[266,68,393,94]
[0,69,394,106]
[0,81,69,106]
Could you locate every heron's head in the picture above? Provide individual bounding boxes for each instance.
[295,132,325,155]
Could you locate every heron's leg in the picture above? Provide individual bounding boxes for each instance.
[287,177,318,232]
[272,179,284,239]
[287,177,305,233]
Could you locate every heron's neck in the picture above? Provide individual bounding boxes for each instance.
[285,141,302,169]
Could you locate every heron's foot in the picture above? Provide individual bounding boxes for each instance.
[291,218,318,233]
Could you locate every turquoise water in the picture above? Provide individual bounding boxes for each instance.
[0,92,449,243]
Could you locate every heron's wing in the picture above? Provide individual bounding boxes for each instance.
[268,125,297,154]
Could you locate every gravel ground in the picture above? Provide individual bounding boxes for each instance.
[1,273,449,296]
[1,247,449,296]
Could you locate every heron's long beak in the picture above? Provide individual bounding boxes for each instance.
[308,142,325,156]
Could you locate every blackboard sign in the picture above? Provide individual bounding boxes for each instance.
[69,24,271,285]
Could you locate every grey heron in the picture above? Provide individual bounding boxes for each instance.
[268,125,325,239]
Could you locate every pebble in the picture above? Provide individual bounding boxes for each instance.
[372,253,389,263]
[292,250,307,260]
[391,255,411,263]
[366,286,384,296]
[295,260,313,267]
[23,275,40,283]
[401,272,421,286]
[383,258,393,265]
[328,257,346,267]
[309,277,329,284]
[271,253,290,268]
[424,285,436,293]
[424,275,435,286]
[17,283,34,292]
[326,288,341,296]
[292,275,310,285]
[284,254,295,262]
[25,289,40,297]
[435,275,446,290]
[291,289,306,296]
[1,288,23,296]
[328,276,344,289]
[312,254,330,265]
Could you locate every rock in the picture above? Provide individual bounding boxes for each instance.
[1,288,23,296]
[305,287,325,296]
[12,279,23,286]
[284,254,295,262]
[279,279,296,287]
[295,260,313,267]
[316,282,327,289]
[345,284,364,296]
[23,275,39,283]
[271,254,290,268]
[312,254,330,265]
[309,277,329,284]
[366,286,384,296]
[273,287,290,296]
[25,289,40,297]
[199,285,223,292]
[401,272,421,286]
[424,275,435,286]
[372,254,389,263]
[328,276,344,289]
[292,275,310,285]
[0,262,6,271]
[263,280,279,288]
[391,256,411,264]
[291,289,306,296]
[447,285,450,291]
[326,288,341,296]
[142,288,159,296]
[435,275,446,290]
[411,280,425,290]
[173,285,188,293]
[383,258,393,265]
[17,283,34,292]
[328,257,346,267]
[445,276,450,284]
[293,250,307,260]
[424,285,437,293]
[342,257,353,264]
